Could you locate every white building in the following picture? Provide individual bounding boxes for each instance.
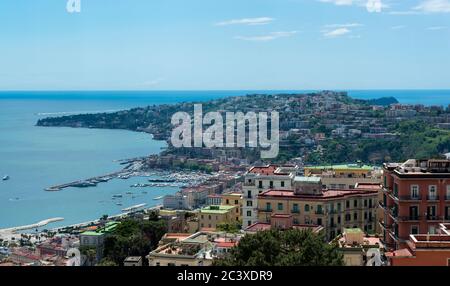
[242,165,298,228]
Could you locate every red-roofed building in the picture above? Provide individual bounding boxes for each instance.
[256,177,380,241]
[380,159,450,251]
[387,223,450,266]
[243,165,298,228]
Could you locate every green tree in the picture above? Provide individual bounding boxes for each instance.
[96,258,119,266]
[214,229,344,266]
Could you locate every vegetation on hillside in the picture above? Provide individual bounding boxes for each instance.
[214,229,344,266]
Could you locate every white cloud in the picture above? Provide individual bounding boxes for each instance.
[391,0,450,14]
[323,28,351,37]
[235,31,298,41]
[318,0,387,12]
[391,25,407,29]
[319,0,353,6]
[215,17,274,26]
[427,26,447,30]
[324,23,364,28]
[414,0,450,13]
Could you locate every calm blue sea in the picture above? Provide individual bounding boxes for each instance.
[0,90,449,229]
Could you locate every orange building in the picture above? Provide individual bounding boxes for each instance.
[380,159,450,251]
[387,223,450,266]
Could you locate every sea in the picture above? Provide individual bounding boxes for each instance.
[0,90,449,229]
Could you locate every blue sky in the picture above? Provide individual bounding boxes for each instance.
[0,0,449,90]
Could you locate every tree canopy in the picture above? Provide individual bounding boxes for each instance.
[214,229,344,266]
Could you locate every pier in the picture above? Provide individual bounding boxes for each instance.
[0,217,64,240]
[44,170,131,192]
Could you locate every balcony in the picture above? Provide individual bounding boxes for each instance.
[259,208,272,213]
[397,216,421,222]
[315,210,324,215]
[426,195,439,201]
[426,216,441,221]
[291,209,300,214]
[398,195,422,201]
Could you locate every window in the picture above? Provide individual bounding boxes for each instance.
[364,200,368,207]
[293,204,299,213]
[247,201,252,207]
[354,200,358,208]
[337,216,341,224]
[394,183,399,197]
[247,210,252,217]
[247,221,251,226]
[266,203,272,211]
[346,201,350,208]
[258,181,263,188]
[369,199,373,208]
[411,225,419,235]
[226,199,230,204]
[305,204,310,212]
[201,215,204,219]
[428,185,437,199]
[270,181,274,189]
[353,213,358,220]
[337,203,341,211]
[281,181,285,187]
[428,225,437,235]
[234,200,238,205]
[317,218,322,226]
[364,212,368,220]
[208,215,211,220]
[384,176,387,187]
[427,206,436,219]
[411,185,419,198]
[316,205,323,214]
[446,206,450,220]
[409,206,419,220]
[278,203,283,211]
[247,191,252,199]
[447,185,450,199]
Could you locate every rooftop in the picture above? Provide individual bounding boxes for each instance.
[385,159,450,176]
[200,205,235,214]
[244,222,323,233]
[294,176,321,183]
[305,164,374,171]
[259,189,378,200]
[80,221,119,236]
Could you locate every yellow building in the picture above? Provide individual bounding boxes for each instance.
[199,205,237,230]
[257,178,380,241]
[221,192,243,221]
[304,163,375,178]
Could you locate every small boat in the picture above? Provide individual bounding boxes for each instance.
[112,194,123,198]
[2,175,10,181]
[116,203,123,206]
[153,196,164,200]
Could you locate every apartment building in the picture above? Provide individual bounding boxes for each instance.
[257,177,379,241]
[199,205,237,230]
[387,223,450,266]
[242,164,298,228]
[147,231,242,266]
[304,163,382,189]
[380,159,450,251]
[221,192,243,221]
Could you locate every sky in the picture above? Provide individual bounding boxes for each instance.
[0,0,449,90]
